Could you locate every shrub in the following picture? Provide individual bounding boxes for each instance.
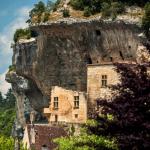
[84,7,91,17]
[101,2,125,19]
[43,12,50,22]
[142,2,150,38]
[13,28,31,43]
[111,2,125,14]
[53,0,61,12]
[62,9,70,17]
[9,65,16,72]
[70,0,102,13]
[54,134,118,150]
[101,2,111,18]
[70,0,84,10]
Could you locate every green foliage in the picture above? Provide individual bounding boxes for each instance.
[0,108,15,136]
[54,134,118,150]
[84,7,91,17]
[0,89,16,137]
[0,135,15,150]
[43,12,50,22]
[30,1,45,17]
[70,0,125,17]
[86,119,98,127]
[101,2,125,19]
[70,0,84,10]
[55,119,118,150]
[9,65,16,72]
[0,135,27,150]
[13,28,31,43]
[53,0,61,12]
[62,9,70,17]
[46,0,55,12]
[70,0,102,14]
[119,0,149,7]
[142,2,150,38]
[70,124,75,136]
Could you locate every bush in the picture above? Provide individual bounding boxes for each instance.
[9,65,16,72]
[62,9,70,17]
[111,2,125,14]
[84,7,91,17]
[142,2,150,38]
[53,0,61,12]
[13,28,31,43]
[54,134,118,150]
[101,2,125,19]
[70,0,84,10]
[43,12,50,22]
[70,0,102,13]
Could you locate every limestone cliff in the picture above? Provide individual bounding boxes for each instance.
[6,18,148,126]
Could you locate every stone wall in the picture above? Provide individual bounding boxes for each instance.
[44,86,87,123]
[87,64,119,106]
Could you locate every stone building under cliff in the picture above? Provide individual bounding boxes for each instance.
[6,17,150,150]
[43,63,121,124]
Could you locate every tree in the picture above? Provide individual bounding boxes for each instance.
[46,0,55,12]
[96,63,150,149]
[62,9,70,18]
[4,89,16,108]
[54,123,118,150]
[0,91,4,106]
[13,28,31,43]
[28,1,46,23]
[142,2,150,39]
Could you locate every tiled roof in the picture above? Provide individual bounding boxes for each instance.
[26,124,67,150]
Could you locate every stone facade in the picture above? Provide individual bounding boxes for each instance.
[43,64,120,123]
[44,86,87,123]
[87,63,119,106]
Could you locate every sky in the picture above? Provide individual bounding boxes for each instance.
[0,0,52,95]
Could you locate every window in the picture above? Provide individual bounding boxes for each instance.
[101,75,107,87]
[75,114,78,118]
[74,96,79,109]
[42,145,48,150]
[55,115,58,122]
[54,97,58,109]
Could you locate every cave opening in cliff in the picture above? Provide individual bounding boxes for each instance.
[95,30,101,36]
[31,30,39,37]
[119,51,124,60]
[87,57,92,64]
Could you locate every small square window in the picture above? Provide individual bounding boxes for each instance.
[75,114,78,118]
[101,75,107,87]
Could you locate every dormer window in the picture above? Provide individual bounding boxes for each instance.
[101,75,107,87]
[54,97,58,109]
[42,145,48,150]
[74,96,79,109]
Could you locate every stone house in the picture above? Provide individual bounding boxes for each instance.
[87,63,119,106]
[24,62,150,149]
[43,63,121,124]
[44,86,87,123]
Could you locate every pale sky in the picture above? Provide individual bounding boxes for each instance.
[0,0,55,94]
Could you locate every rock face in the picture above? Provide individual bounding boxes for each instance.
[6,19,147,126]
